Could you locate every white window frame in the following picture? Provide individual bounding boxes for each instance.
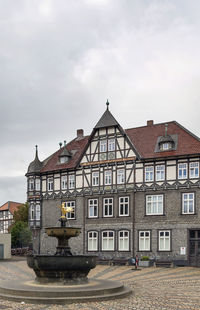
[145,166,154,182]
[178,163,187,179]
[100,140,107,152]
[146,195,163,215]
[117,169,125,184]
[35,178,40,191]
[159,230,171,251]
[119,196,129,216]
[92,172,99,186]
[156,165,165,181]
[105,170,112,185]
[30,204,34,220]
[102,230,114,251]
[182,193,195,214]
[61,175,67,190]
[118,230,129,251]
[64,201,75,219]
[36,204,40,221]
[139,231,150,251]
[88,199,98,218]
[103,198,113,217]
[47,177,53,191]
[69,175,75,189]
[163,142,170,150]
[88,231,98,251]
[189,162,199,179]
[29,178,34,191]
[108,139,115,151]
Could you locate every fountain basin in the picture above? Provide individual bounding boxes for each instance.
[27,255,97,284]
[45,227,81,238]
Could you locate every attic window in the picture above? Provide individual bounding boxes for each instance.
[60,156,69,164]
[160,142,173,151]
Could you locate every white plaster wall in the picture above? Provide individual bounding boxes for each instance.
[0,234,11,259]
[136,169,143,183]
[167,166,176,180]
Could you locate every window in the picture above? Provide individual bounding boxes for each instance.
[117,169,125,184]
[156,165,165,181]
[29,179,34,191]
[63,201,75,219]
[103,198,113,217]
[119,196,129,216]
[163,143,171,150]
[35,178,40,191]
[88,231,98,251]
[88,199,98,218]
[69,175,75,189]
[159,230,170,251]
[178,163,187,179]
[36,204,40,220]
[145,166,154,182]
[146,195,163,215]
[105,170,112,185]
[139,231,150,251]
[108,139,115,151]
[61,175,67,190]
[102,231,114,251]
[100,140,107,152]
[30,204,34,220]
[118,230,129,251]
[92,172,99,186]
[182,193,194,214]
[189,162,199,179]
[60,156,68,164]
[47,178,53,191]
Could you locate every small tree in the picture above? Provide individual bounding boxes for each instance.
[13,202,29,223]
[9,202,32,248]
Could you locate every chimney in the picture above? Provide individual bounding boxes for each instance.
[147,120,154,126]
[76,129,84,139]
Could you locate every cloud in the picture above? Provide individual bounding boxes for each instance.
[0,0,200,202]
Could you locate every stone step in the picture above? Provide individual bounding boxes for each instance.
[0,286,132,304]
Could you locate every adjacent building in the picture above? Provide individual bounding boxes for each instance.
[26,103,200,266]
[0,201,22,233]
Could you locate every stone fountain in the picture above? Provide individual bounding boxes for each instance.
[27,204,96,284]
[0,204,132,304]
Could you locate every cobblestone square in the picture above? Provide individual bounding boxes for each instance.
[0,259,200,310]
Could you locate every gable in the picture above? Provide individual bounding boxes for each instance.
[80,126,137,166]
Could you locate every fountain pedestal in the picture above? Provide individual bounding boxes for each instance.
[27,216,96,284]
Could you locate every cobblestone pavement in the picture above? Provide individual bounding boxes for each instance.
[0,259,200,310]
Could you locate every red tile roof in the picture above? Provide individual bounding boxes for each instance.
[41,136,89,173]
[126,121,200,159]
[0,201,23,214]
[40,121,200,173]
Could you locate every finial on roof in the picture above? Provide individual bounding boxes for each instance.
[106,99,109,110]
[165,124,168,137]
[59,142,62,149]
[35,145,38,158]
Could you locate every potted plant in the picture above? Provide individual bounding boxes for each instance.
[139,256,150,267]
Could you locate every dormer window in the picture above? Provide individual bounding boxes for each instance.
[60,156,69,164]
[160,142,173,151]
[155,124,177,153]
[59,146,71,164]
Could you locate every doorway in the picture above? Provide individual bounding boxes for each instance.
[189,230,200,267]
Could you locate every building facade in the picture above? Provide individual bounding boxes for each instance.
[26,104,200,266]
[0,201,22,234]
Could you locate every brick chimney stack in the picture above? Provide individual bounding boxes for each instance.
[76,129,84,140]
[147,120,154,126]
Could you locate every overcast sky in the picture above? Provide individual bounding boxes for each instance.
[0,0,200,206]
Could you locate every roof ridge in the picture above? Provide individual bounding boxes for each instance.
[125,121,176,131]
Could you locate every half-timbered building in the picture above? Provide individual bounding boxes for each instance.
[26,103,200,266]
